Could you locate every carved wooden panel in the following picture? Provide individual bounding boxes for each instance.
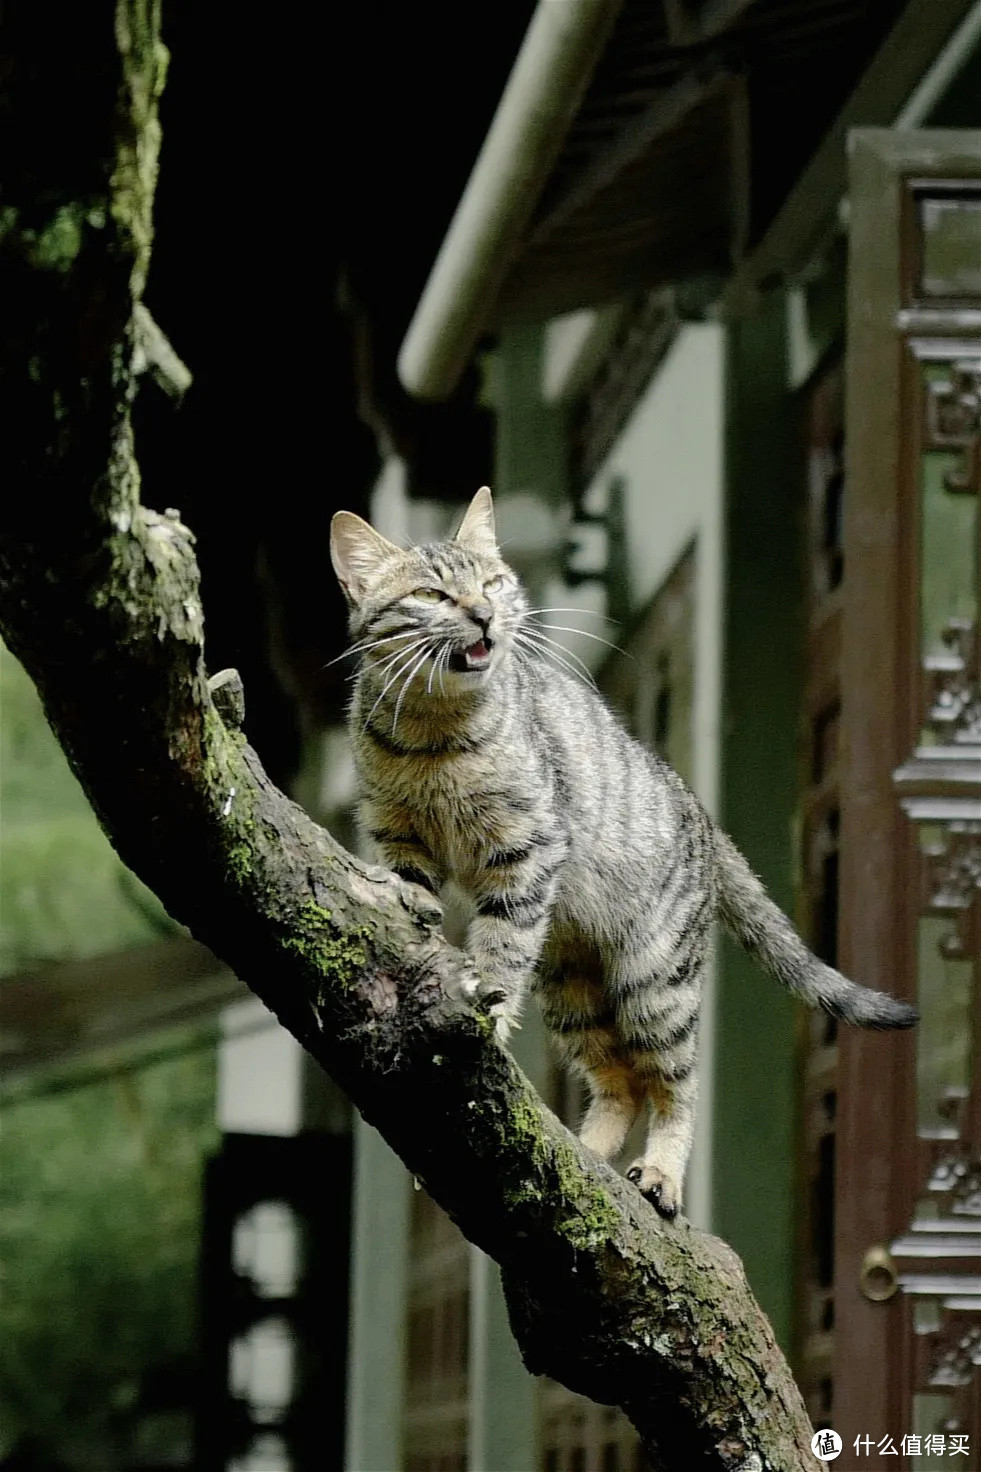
[837,132,981,1458]
[891,342,981,1442]
[925,360,981,495]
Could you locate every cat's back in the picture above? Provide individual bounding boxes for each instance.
[525,660,684,839]
[537,662,712,901]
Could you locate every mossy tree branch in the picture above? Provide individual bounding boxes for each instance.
[0,3,817,1467]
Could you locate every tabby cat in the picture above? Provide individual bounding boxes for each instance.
[330,487,915,1219]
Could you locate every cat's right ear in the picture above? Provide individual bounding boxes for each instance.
[330,512,400,605]
[454,485,497,557]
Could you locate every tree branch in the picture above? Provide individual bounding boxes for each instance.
[0,3,816,1466]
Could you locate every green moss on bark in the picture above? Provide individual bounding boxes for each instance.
[25,204,86,272]
[111,0,168,297]
[284,902,373,991]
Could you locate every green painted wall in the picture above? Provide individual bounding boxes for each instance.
[713,289,802,1354]
[492,324,567,512]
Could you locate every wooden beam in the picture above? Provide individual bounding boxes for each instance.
[529,58,734,248]
[397,0,624,400]
[663,0,758,47]
[721,0,980,318]
[0,937,245,1081]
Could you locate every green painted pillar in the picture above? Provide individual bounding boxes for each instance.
[465,1007,547,1471]
[344,1119,410,1472]
[713,287,802,1354]
[467,1248,537,1472]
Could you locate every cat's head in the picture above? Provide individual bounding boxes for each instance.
[329,487,526,693]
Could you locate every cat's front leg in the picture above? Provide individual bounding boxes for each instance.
[367,818,446,899]
[466,841,563,1042]
[466,909,552,1043]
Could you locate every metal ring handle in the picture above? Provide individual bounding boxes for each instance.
[860,1244,899,1302]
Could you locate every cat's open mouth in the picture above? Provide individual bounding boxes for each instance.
[450,637,494,673]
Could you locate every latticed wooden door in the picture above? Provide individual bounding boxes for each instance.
[835,130,981,1462]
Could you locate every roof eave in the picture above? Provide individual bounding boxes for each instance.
[396,0,623,403]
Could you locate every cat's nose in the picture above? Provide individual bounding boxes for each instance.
[464,600,493,634]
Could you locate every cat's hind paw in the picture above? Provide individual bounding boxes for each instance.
[626,1163,682,1221]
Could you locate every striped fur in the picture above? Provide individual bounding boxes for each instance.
[330,489,916,1220]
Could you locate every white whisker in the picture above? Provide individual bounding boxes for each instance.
[516,628,599,684]
[346,640,415,684]
[526,620,628,657]
[352,636,428,686]
[361,639,431,729]
[392,644,435,733]
[512,631,597,691]
[427,642,450,695]
[523,606,619,624]
[324,628,419,670]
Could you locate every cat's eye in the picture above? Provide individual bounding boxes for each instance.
[483,575,504,593]
[412,587,447,603]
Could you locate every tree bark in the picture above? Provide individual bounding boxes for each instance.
[0,3,817,1467]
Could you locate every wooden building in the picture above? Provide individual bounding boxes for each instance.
[340,3,981,1469]
[2,3,979,1469]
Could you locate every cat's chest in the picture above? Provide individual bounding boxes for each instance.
[365,749,534,875]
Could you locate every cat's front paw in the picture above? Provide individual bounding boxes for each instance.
[460,974,509,1011]
[626,1162,682,1221]
[456,974,515,1044]
[453,970,505,1014]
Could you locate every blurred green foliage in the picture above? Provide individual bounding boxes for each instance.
[1,641,220,1465]
[1,641,172,976]
[0,1038,219,1466]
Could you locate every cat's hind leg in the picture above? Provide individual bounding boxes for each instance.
[611,939,707,1220]
[625,1066,699,1220]
[578,1062,645,1161]
[537,972,644,1159]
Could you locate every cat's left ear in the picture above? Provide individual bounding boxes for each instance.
[330,511,400,605]
[454,486,497,557]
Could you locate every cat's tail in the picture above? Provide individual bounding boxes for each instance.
[712,828,917,1029]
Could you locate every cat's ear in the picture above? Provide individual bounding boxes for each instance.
[330,512,400,604]
[454,485,497,557]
